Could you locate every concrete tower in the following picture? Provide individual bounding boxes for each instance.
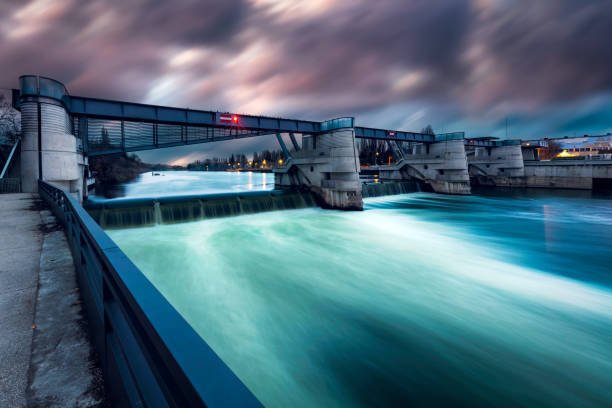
[19,76,87,201]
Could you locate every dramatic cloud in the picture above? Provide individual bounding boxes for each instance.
[1,0,611,163]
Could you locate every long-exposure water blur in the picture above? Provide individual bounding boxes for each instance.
[101,171,612,407]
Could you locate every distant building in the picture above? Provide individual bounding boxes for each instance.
[552,135,612,158]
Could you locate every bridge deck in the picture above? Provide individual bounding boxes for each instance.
[17,75,465,157]
[0,194,105,407]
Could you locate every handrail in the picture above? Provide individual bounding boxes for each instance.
[38,180,262,408]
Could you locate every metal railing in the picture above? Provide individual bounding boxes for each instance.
[435,132,465,142]
[38,180,262,408]
[320,117,355,131]
[0,178,20,193]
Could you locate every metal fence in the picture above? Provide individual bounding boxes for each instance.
[0,178,20,193]
[38,180,262,408]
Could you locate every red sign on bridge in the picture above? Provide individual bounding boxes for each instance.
[219,114,239,124]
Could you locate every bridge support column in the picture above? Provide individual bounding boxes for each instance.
[289,133,300,151]
[20,76,88,201]
[274,128,363,210]
[467,144,525,187]
[376,139,471,195]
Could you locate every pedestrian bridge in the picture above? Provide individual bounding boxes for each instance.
[16,75,439,157]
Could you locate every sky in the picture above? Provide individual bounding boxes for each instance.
[1,0,611,164]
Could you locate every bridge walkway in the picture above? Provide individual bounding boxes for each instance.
[0,193,105,407]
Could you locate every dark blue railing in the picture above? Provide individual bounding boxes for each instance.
[38,180,262,408]
[320,117,355,131]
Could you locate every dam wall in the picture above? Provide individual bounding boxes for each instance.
[85,190,317,229]
[524,160,612,190]
[361,181,421,198]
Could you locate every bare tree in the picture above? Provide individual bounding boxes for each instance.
[421,124,435,135]
[0,93,20,145]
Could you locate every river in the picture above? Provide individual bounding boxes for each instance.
[100,171,612,407]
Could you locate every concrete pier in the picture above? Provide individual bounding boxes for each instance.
[0,194,105,407]
[274,128,363,210]
[19,76,88,202]
[467,143,526,187]
[374,139,471,194]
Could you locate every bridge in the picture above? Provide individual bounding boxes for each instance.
[17,75,441,157]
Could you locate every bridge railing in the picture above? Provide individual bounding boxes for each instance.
[19,75,70,108]
[38,180,262,408]
[435,132,465,142]
[320,117,355,131]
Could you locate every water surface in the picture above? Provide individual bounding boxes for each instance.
[106,174,612,407]
[89,170,272,201]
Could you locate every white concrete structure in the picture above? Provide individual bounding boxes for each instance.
[524,160,612,189]
[274,128,363,210]
[467,144,525,186]
[375,139,471,195]
[19,78,88,201]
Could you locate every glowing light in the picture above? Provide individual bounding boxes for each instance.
[557,149,579,158]
[278,159,283,164]
[233,115,239,122]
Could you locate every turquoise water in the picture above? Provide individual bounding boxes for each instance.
[89,170,272,201]
[105,173,612,407]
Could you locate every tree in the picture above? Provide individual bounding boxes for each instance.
[421,124,435,135]
[0,93,20,145]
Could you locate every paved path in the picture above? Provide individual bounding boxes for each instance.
[0,193,105,407]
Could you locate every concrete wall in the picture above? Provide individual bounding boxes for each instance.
[20,99,88,201]
[467,144,525,187]
[376,139,471,195]
[20,102,39,194]
[274,128,363,210]
[524,160,612,189]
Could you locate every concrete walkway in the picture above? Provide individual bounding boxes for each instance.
[0,193,105,407]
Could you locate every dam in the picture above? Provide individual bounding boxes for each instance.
[1,75,612,407]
